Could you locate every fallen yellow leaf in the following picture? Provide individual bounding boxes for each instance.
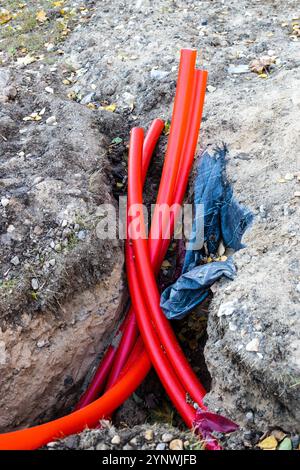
[161,260,171,269]
[257,435,278,450]
[101,103,116,112]
[0,8,12,25]
[36,10,47,23]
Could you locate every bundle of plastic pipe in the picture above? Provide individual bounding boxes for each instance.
[0,49,212,450]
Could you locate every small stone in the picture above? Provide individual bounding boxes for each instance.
[77,230,86,240]
[161,433,173,443]
[47,441,57,448]
[37,340,46,348]
[80,92,95,105]
[150,69,169,80]
[296,284,300,294]
[7,225,15,233]
[207,85,216,93]
[246,338,260,352]
[144,429,154,441]
[1,197,9,207]
[246,411,254,422]
[284,173,294,181]
[45,86,54,94]
[74,223,80,232]
[169,439,183,450]
[123,444,133,450]
[96,443,108,450]
[111,435,121,445]
[294,191,300,197]
[156,443,166,450]
[49,258,56,267]
[217,300,237,317]
[61,219,68,228]
[129,437,138,446]
[54,243,62,252]
[31,278,39,291]
[46,116,57,125]
[10,256,20,266]
[228,64,249,74]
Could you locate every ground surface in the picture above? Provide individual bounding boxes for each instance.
[0,0,299,449]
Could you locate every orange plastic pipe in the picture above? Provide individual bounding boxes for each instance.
[149,49,196,256]
[104,119,165,391]
[127,127,195,426]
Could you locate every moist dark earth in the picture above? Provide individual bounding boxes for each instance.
[0,0,299,450]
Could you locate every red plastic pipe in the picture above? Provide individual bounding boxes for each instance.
[150,50,196,253]
[104,119,165,391]
[127,127,195,426]
[106,60,205,394]
[129,125,206,408]
[158,69,208,266]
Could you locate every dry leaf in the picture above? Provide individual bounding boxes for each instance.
[36,10,48,23]
[257,435,278,450]
[161,260,171,269]
[249,56,276,74]
[100,103,116,112]
[23,112,42,122]
[0,9,12,25]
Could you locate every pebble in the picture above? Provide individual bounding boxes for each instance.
[246,411,254,422]
[10,256,20,266]
[129,437,138,446]
[77,230,86,240]
[245,338,260,352]
[144,429,154,441]
[54,243,62,252]
[169,439,183,450]
[123,444,133,450]
[7,225,15,233]
[207,85,216,93]
[294,191,300,197]
[284,173,294,181]
[150,69,169,80]
[161,433,173,443]
[96,443,108,450]
[156,443,166,450]
[80,92,95,105]
[49,258,56,267]
[296,284,300,294]
[111,435,121,445]
[217,300,237,317]
[46,116,57,125]
[31,278,39,291]
[228,64,249,74]
[61,219,68,228]
[45,86,54,94]
[1,197,9,207]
